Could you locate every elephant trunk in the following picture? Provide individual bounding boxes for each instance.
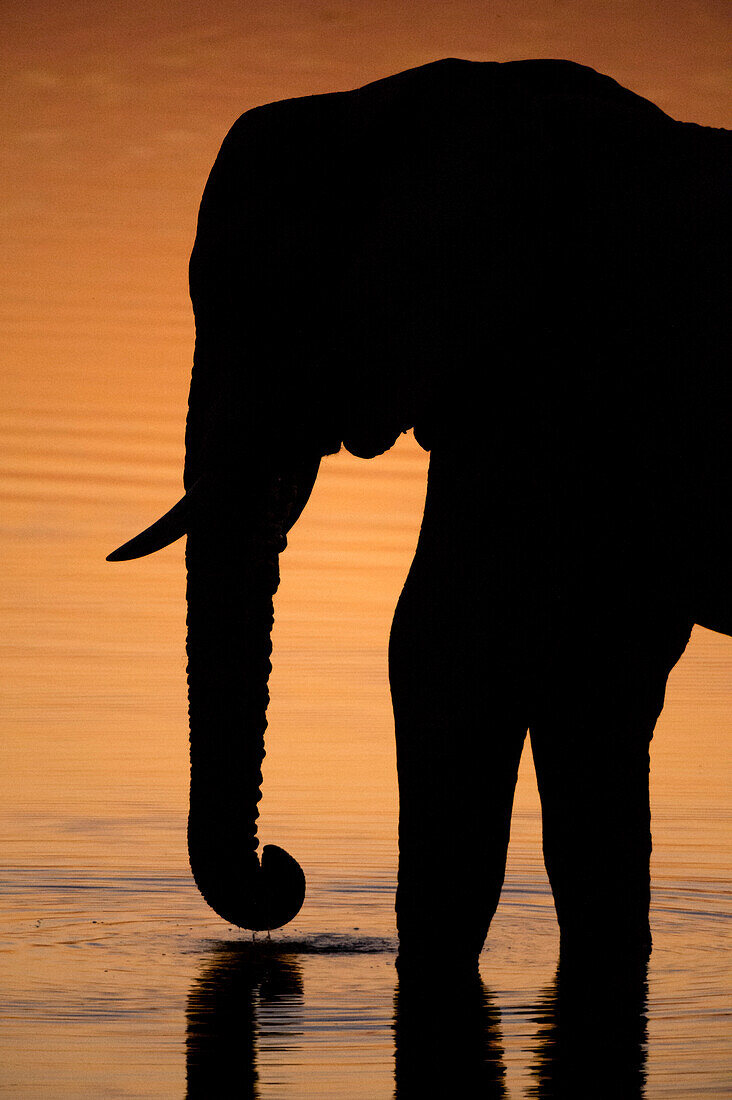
[185,474,306,931]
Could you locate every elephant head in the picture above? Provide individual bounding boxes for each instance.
[107,60,476,930]
[106,87,403,932]
[109,58,730,932]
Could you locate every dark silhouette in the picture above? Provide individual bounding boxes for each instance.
[394,970,507,1097]
[184,946,649,1098]
[395,954,650,1099]
[109,60,730,957]
[528,955,650,1098]
[185,943,303,1098]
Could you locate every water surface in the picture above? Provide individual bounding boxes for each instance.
[1,400,729,1096]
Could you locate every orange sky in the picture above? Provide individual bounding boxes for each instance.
[3,0,730,416]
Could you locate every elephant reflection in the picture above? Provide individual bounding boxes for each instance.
[528,956,650,1098]
[184,946,647,1099]
[109,59,730,959]
[394,970,507,1097]
[186,944,303,1098]
[395,958,650,1099]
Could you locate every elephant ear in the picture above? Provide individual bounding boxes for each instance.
[185,75,504,466]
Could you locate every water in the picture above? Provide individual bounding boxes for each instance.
[1,398,729,1096]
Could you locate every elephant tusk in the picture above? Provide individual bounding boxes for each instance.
[106,479,205,561]
[107,456,320,563]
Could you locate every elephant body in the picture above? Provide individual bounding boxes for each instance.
[110,59,730,951]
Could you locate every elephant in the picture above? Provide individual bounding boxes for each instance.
[109,59,730,960]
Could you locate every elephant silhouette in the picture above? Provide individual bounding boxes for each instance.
[109,59,730,961]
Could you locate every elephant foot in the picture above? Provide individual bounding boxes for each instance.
[558,927,652,971]
[395,944,482,983]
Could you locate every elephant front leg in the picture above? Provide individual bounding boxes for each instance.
[389,572,528,971]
